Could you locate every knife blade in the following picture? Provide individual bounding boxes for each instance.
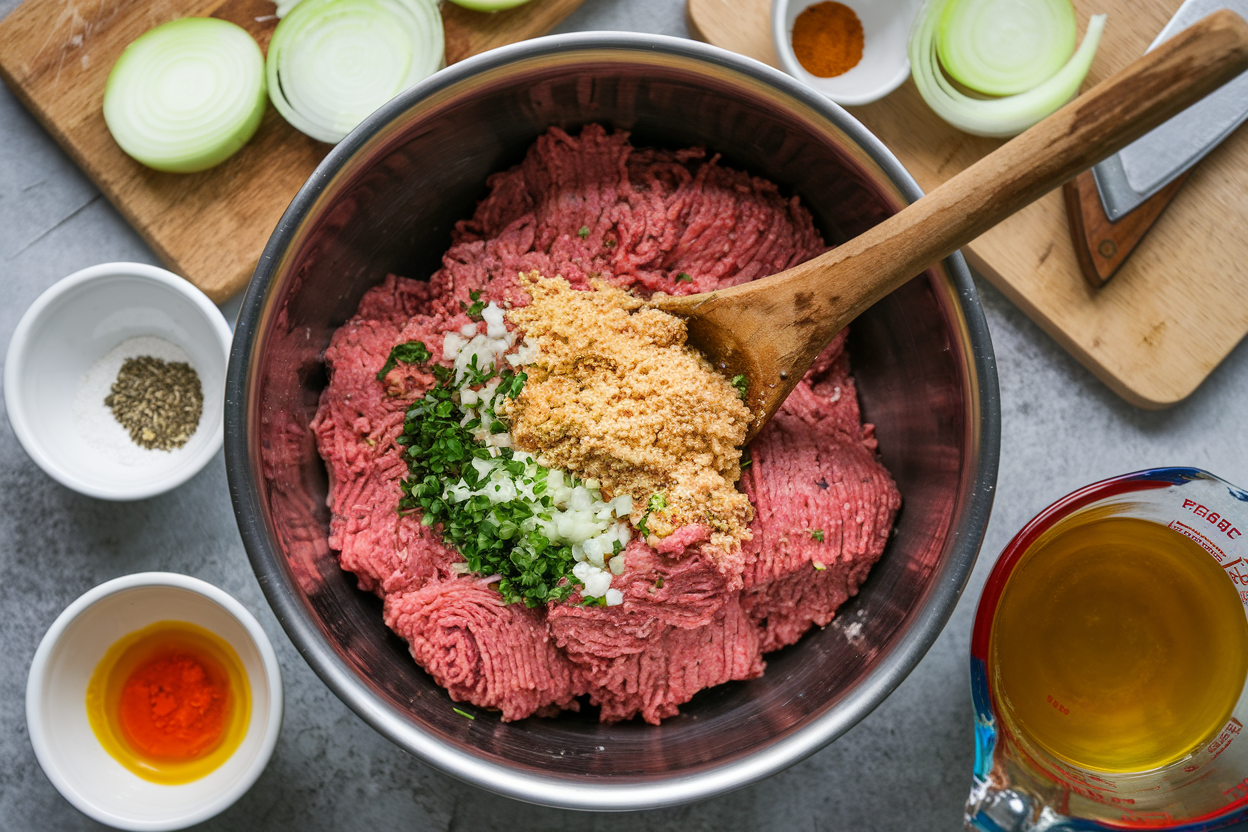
[1092,0,1248,221]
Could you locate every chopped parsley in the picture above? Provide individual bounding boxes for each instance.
[810,529,825,542]
[376,340,432,381]
[396,354,585,607]
[460,289,485,320]
[577,226,590,239]
[731,374,749,400]
[675,272,693,283]
[636,491,667,538]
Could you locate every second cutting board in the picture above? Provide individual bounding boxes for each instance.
[689,0,1248,409]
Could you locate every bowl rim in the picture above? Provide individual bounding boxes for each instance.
[25,571,284,831]
[225,31,1000,810]
[3,262,231,501]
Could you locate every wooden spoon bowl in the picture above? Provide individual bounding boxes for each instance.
[651,10,1248,440]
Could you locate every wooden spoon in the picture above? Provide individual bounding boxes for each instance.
[650,10,1248,441]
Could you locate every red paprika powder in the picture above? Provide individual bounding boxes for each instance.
[791,1,864,78]
[118,648,230,760]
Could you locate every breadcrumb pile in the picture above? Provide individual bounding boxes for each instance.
[503,273,754,552]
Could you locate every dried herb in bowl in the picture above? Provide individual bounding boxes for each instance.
[105,356,204,451]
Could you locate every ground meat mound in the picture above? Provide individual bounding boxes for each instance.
[311,125,901,724]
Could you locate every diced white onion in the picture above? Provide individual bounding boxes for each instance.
[483,303,507,338]
[443,331,467,360]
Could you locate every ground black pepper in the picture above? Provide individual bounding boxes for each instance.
[104,356,203,451]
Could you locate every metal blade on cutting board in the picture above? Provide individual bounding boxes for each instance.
[1091,0,1248,221]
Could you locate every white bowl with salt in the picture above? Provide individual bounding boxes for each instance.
[4,263,231,500]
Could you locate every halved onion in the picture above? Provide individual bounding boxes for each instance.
[266,0,444,144]
[103,18,267,173]
[909,0,1106,137]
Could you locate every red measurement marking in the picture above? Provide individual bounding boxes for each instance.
[1171,520,1230,563]
[1227,562,1248,589]
[1180,499,1242,540]
[1065,780,1134,805]
[1122,811,1174,823]
[1208,719,1243,760]
[1046,694,1070,716]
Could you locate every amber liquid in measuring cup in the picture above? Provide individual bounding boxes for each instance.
[991,515,1248,773]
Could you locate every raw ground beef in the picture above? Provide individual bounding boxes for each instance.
[311,125,901,724]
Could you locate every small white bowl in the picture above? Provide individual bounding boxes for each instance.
[27,573,283,831]
[772,0,923,106]
[4,263,231,500]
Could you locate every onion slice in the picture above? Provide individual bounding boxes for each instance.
[909,0,1106,137]
[937,0,1077,95]
[266,0,444,144]
[103,18,267,173]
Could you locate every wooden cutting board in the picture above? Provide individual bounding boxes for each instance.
[0,0,584,302]
[689,0,1248,409]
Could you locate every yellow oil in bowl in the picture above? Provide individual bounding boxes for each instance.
[86,620,251,784]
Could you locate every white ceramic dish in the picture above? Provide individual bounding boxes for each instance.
[772,0,923,106]
[26,573,283,831]
[4,262,231,500]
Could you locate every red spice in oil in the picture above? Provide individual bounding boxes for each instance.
[118,648,230,760]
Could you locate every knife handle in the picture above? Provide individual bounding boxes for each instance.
[1063,169,1191,288]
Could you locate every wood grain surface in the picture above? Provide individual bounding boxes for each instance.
[0,0,584,302]
[688,0,1248,408]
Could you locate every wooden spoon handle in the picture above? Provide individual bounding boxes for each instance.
[690,9,1248,347]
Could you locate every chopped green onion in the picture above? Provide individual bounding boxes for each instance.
[810,529,825,542]
[103,18,266,173]
[267,0,444,144]
[452,707,476,720]
[675,272,693,283]
[909,0,1106,137]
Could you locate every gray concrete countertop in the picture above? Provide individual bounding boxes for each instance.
[3,1,1247,830]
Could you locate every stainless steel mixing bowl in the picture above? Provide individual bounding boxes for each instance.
[225,32,999,810]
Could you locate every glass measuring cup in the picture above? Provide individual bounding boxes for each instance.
[967,467,1248,832]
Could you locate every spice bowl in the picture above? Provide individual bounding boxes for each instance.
[4,262,231,501]
[772,0,924,105]
[27,572,283,831]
